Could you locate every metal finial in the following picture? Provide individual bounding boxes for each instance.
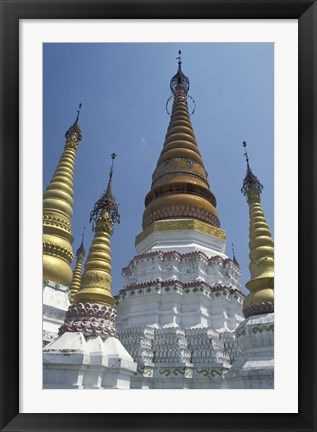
[170,51,190,97]
[110,152,117,171]
[75,103,82,124]
[242,141,250,169]
[107,153,117,193]
[241,141,263,196]
[65,104,83,141]
[231,242,240,268]
[81,226,86,242]
[89,153,120,230]
[166,51,196,116]
[176,50,182,67]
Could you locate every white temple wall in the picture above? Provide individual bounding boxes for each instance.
[43,280,70,345]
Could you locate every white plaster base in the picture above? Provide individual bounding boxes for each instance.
[43,332,137,389]
[226,313,274,389]
[43,280,70,346]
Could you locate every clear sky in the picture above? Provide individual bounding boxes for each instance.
[43,43,274,295]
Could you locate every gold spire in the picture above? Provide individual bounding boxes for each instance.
[241,141,274,318]
[142,52,220,229]
[69,228,86,303]
[73,154,120,307]
[43,104,82,286]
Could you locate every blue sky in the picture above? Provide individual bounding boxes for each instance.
[43,43,274,294]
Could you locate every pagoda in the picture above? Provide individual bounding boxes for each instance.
[227,142,274,389]
[115,53,245,389]
[43,105,82,345]
[43,154,137,389]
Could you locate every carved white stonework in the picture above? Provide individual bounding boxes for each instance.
[122,250,241,288]
[43,332,137,389]
[226,313,274,389]
[115,227,251,388]
[43,279,70,346]
[117,247,243,331]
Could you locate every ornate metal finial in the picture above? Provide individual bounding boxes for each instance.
[170,50,190,97]
[166,51,196,116]
[231,242,240,268]
[242,141,250,169]
[75,103,82,124]
[241,141,263,197]
[65,103,83,142]
[89,153,120,230]
[176,50,182,68]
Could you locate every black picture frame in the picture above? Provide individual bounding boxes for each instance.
[0,1,316,431]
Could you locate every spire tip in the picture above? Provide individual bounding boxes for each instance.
[75,103,82,124]
[89,153,120,229]
[241,141,263,197]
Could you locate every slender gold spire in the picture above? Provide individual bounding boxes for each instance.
[73,154,120,306]
[241,141,274,318]
[43,104,82,286]
[142,52,220,229]
[69,228,86,303]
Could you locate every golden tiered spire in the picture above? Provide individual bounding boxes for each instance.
[73,154,120,307]
[43,104,82,286]
[241,141,274,318]
[69,228,86,303]
[142,51,220,230]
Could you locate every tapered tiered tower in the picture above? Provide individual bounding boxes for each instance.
[241,142,274,317]
[142,54,219,230]
[43,105,82,345]
[135,53,225,256]
[227,142,274,389]
[43,105,82,286]
[115,53,244,389]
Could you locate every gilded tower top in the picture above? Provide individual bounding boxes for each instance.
[89,153,120,232]
[43,104,83,286]
[241,141,263,203]
[141,52,220,230]
[65,103,83,145]
[72,154,120,308]
[170,50,190,97]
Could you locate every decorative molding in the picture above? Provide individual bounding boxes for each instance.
[143,205,220,229]
[123,250,238,271]
[115,280,244,303]
[43,214,72,233]
[152,168,209,188]
[135,219,226,246]
[243,302,274,318]
[43,241,74,264]
[145,180,216,208]
[58,302,117,338]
